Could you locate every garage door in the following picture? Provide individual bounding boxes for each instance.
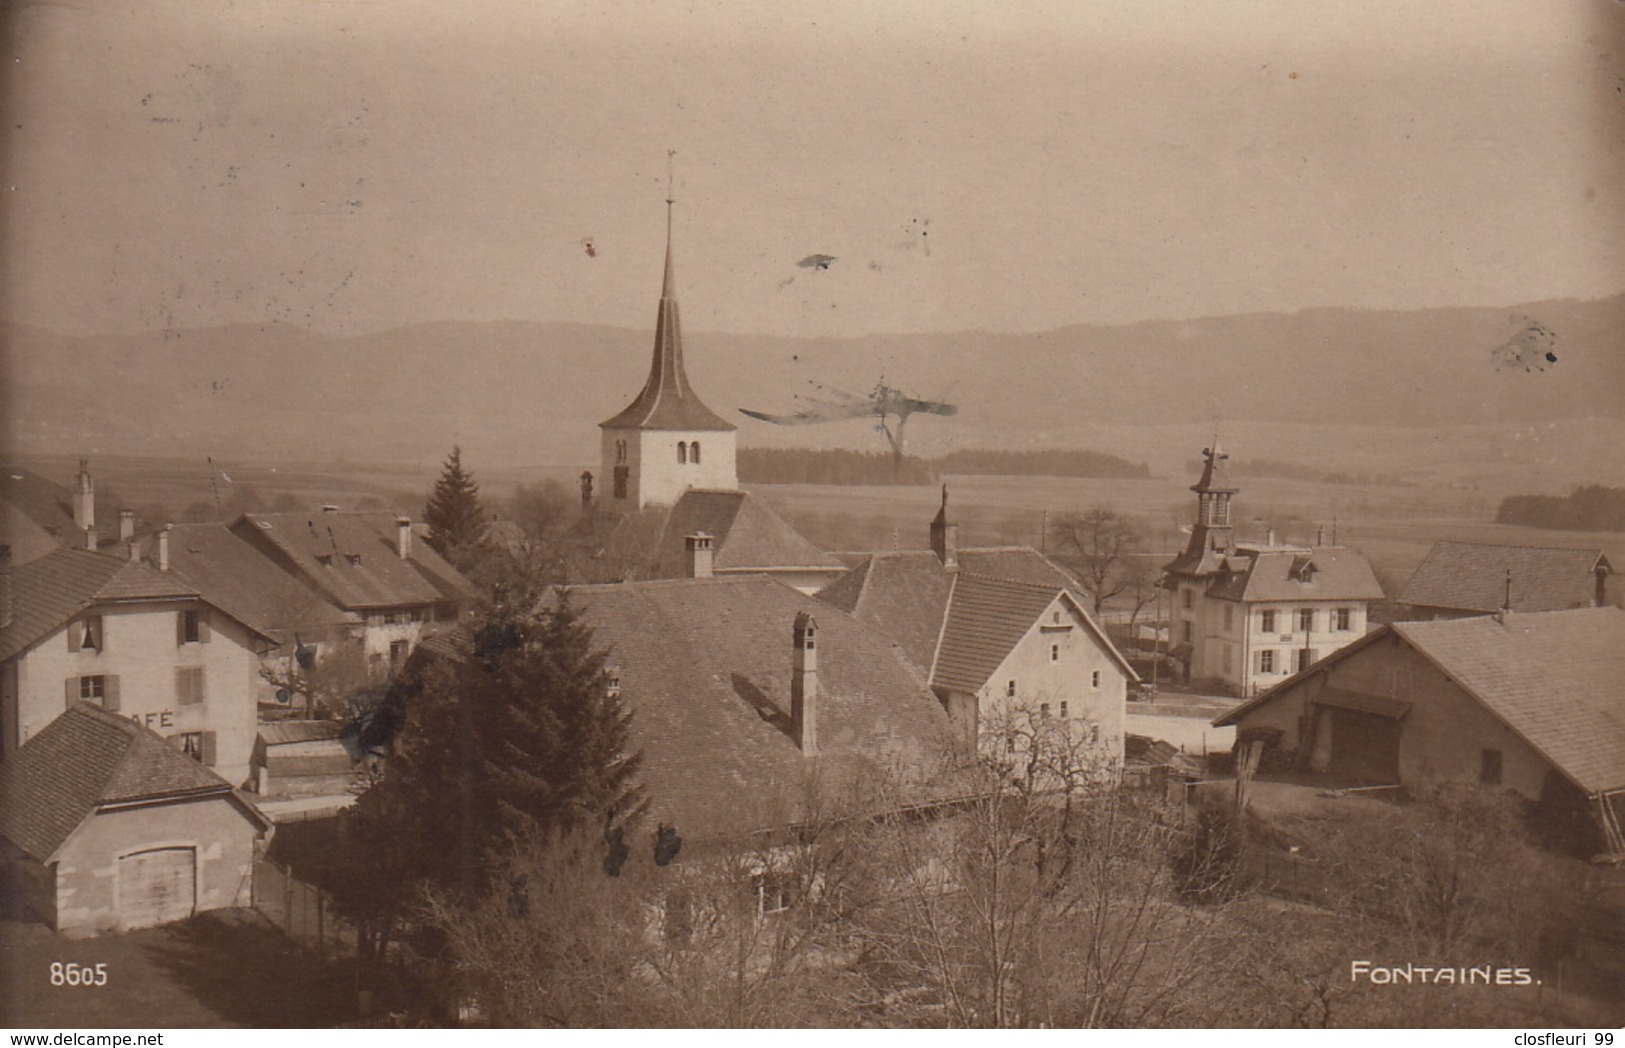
[1326,708,1400,784]
[119,847,196,930]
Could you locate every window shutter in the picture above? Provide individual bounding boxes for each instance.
[201,731,218,767]
[103,675,121,712]
[197,609,212,643]
[68,622,82,652]
[65,677,78,709]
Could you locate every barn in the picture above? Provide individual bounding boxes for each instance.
[0,702,272,936]
[1213,607,1625,851]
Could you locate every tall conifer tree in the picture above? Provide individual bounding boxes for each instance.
[423,445,485,566]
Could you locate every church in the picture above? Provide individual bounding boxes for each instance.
[578,200,846,594]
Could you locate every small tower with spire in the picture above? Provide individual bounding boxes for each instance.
[597,170,737,509]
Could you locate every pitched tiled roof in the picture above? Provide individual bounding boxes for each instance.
[232,512,476,611]
[1205,546,1385,603]
[258,720,345,747]
[159,523,357,644]
[1391,608,1625,795]
[817,546,1137,689]
[651,490,846,578]
[564,576,953,839]
[0,703,261,861]
[933,575,1065,693]
[0,547,202,661]
[1399,541,1610,615]
[598,239,734,432]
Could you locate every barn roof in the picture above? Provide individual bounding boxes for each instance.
[231,512,475,611]
[0,703,267,862]
[1399,540,1610,614]
[560,576,954,840]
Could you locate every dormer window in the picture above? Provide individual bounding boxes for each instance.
[316,553,333,567]
[607,670,622,699]
[345,553,363,566]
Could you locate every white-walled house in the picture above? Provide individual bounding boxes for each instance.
[1162,445,1384,695]
[0,545,273,788]
[818,490,1138,764]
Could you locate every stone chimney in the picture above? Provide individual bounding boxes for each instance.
[84,527,96,551]
[929,484,958,570]
[157,525,172,572]
[396,517,412,559]
[73,459,94,532]
[791,611,818,755]
[128,539,140,563]
[685,531,714,579]
[580,470,594,510]
[119,508,135,543]
[0,545,13,630]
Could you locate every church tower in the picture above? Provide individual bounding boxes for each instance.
[1163,443,1239,580]
[597,197,737,509]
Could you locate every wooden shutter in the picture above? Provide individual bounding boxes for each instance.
[103,675,121,712]
[68,621,82,652]
[65,677,78,708]
[201,731,217,767]
[196,608,211,643]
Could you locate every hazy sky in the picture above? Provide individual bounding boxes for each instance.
[4,0,1623,339]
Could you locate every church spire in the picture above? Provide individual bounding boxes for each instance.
[598,185,734,433]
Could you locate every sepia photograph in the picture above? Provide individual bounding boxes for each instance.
[1,0,1623,1032]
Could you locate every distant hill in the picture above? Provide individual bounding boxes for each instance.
[5,294,1623,476]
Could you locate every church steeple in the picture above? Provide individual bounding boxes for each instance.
[599,196,734,433]
[1162,442,1240,579]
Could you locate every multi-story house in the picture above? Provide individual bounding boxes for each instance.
[1162,445,1384,696]
[0,542,274,788]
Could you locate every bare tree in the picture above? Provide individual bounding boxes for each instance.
[1049,507,1153,620]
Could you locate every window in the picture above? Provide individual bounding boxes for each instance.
[1336,607,1352,631]
[1480,749,1503,785]
[173,731,217,766]
[613,465,629,499]
[691,442,700,464]
[1298,608,1314,633]
[1050,643,1059,662]
[1294,648,1316,673]
[1052,611,1061,624]
[73,675,119,712]
[389,639,409,664]
[1260,609,1276,633]
[1090,724,1100,745]
[677,442,687,464]
[1181,621,1193,643]
[1223,645,1233,672]
[1090,670,1101,689]
[68,614,103,653]
[1258,649,1275,674]
[181,610,200,643]
[1005,680,1016,698]
[615,439,628,464]
[1059,701,1069,718]
[1039,702,1051,719]
[176,666,206,706]
[1223,604,1233,631]
[1182,588,1193,610]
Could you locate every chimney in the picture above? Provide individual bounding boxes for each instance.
[1266,527,1276,546]
[1495,568,1512,624]
[685,531,714,579]
[157,525,172,572]
[1316,523,1325,547]
[127,539,140,563]
[580,470,594,510]
[73,459,94,532]
[791,611,819,755]
[84,527,96,551]
[119,508,135,543]
[396,517,412,559]
[0,545,13,630]
[929,484,958,570]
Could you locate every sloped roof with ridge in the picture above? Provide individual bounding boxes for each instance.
[1398,540,1610,614]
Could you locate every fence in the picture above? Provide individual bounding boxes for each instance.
[252,855,356,958]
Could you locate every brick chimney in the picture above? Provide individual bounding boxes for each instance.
[157,525,172,571]
[73,459,95,532]
[791,611,818,755]
[119,508,135,543]
[396,517,412,559]
[685,531,714,579]
[0,545,13,630]
[580,470,594,510]
[929,484,958,570]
